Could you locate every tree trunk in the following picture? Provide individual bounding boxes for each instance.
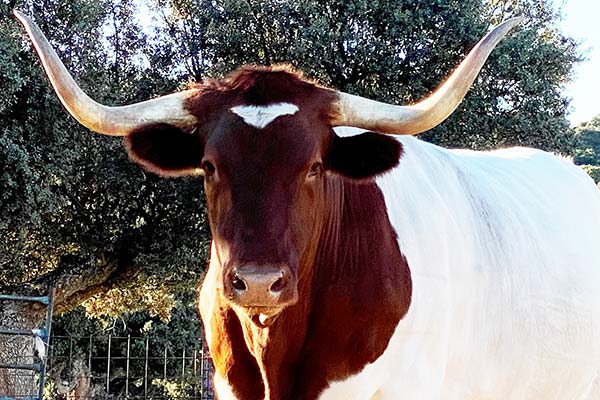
[0,301,45,396]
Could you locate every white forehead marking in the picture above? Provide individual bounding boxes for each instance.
[230,102,299,129]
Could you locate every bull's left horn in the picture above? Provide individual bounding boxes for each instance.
[14,10,197,136]
[331,16,524,135]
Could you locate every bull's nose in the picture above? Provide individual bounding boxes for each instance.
[226,265,297,307]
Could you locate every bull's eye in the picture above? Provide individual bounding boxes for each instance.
[307,162,323,179]
[201,160,216,177]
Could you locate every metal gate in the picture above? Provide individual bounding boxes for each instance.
[0,290,54,400]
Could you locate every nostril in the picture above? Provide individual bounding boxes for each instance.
[269,274,286,293]
[231,272,247,291]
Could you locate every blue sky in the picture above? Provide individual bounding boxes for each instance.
[553,0,600,125]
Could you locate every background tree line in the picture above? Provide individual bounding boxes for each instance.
[0,0,595,396]
[574,115,600,187]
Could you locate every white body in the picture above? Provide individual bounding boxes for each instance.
[321,135,600,399]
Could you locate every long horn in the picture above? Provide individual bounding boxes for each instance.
[14,10,197,136]
[332,16,524,135]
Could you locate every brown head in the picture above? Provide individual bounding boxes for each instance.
[14,10,522,322]
[125,66,405,322]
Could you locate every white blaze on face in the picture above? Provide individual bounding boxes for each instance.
[230,102,299,129]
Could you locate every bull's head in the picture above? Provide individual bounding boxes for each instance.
[15,10,521,325]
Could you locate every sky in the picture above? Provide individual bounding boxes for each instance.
[553,0,600,126]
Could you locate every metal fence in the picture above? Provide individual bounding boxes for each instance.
[46,335,214,400]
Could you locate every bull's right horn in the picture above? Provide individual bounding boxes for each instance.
[331,16,524,135]
[14,10,197,136]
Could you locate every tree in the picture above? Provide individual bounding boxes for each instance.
[573,115,600,184]
[152,0,579,153]
[0,0,116,392]
[0,0,209,394]
[1,0,211,308]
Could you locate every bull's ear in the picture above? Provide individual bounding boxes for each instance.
[125,123,204,177]
[325,132,403,179]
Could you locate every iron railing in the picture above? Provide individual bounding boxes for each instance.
[47,334,214,399]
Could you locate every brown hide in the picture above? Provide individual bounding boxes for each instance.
[198,176,411,399]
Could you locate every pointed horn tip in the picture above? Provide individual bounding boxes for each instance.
[13,9,35,31]
[481,16,524,46]
[13,9,27,22]
[498,15,525,30]
[509,15,526,24]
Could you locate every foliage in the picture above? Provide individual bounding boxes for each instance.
[152,0,579,153]
[1,0,209,319]
[82,276,177,321]
[581,165,600,184]
[152,378,197,399]
[574,115,600,165]
[574,114,600,183]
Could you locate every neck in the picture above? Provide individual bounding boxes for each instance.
[203,176,412,400]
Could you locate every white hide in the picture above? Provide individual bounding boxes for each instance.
[320,134,600,399]
[230,103,299,129]
[214,373,239,400]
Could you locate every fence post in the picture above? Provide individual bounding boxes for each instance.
[193,349,198,398]
[144,336,149,399]
[126,334,130,399]
[88,335,92,373]
[41,289,54,399]
[182,348,186,381]
[200,346,205,399]
[68,336,73,377]
[163,345,167,379]
[106,334,112,394]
